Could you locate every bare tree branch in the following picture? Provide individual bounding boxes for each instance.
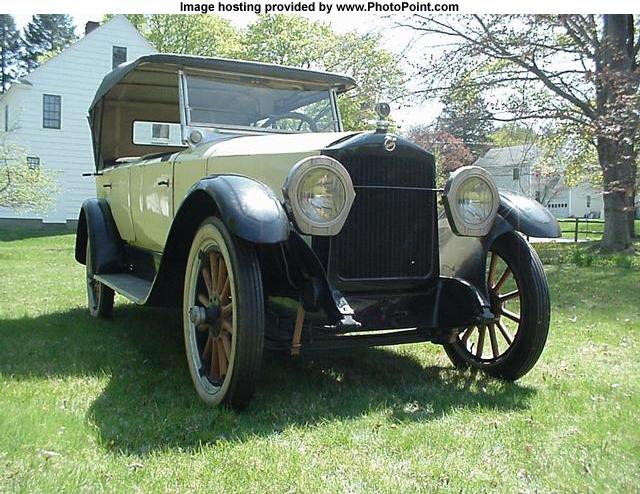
[560,15,598,58]
[470,15,598,120]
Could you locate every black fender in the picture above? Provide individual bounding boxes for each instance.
[439,200,554,310]
[184,175,290,244]
[498,190,561,238]
[285,232,358,327]
[144,175,289,307]
[75,198,125,274]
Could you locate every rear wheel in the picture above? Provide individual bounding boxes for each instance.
[443,231,550,380]
[86,239,114,319]
[183,217,264,409]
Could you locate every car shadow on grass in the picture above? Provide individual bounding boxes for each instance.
[0,305,536,455]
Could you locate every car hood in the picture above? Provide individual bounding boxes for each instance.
[202,131,359,158]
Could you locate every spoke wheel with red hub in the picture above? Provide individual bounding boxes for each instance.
[444,231,550,380]
[183,217,264,409]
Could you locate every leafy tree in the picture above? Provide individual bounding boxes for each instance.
[109,15,242,59]
[0,133,58,211]
[437,74,494,156]
[0,15,22,93]
[540,124,600,188]
[407,125,474,185]
[243,15,406,130]
[404,15,639,251]
[22,15,76,71]
[489,123,539,148]
[242,15,332,68]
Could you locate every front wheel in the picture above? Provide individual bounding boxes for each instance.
[183,217,264,410]
[443,231,550,380]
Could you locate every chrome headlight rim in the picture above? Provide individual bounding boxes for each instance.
[443,166,499,237]
[283,155,355,236]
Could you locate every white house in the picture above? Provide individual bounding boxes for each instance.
[0,15,156,224]
[474,144,604,219]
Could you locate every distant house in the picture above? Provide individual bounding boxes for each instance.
[0,15,156,225]
[474,144,604,219]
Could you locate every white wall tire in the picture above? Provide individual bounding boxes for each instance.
[183,217,264,409]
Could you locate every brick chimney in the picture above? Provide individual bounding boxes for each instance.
[84,21,100,36]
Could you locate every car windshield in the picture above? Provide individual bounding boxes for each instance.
[184,73,339,133]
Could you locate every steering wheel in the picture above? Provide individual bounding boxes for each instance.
[260,112,319,132]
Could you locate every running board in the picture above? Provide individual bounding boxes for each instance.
[93,273,152,304]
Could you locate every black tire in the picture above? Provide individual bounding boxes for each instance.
[182,217,264,410]
[443,231,550,380]
[86,239,115,319]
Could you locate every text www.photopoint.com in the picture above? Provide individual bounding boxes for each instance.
[179,1,460,15]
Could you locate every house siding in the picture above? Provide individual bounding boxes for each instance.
[0,15,155,223]
[474,145,604,219]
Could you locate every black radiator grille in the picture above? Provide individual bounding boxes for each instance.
[337,155,433,188]
[329,154,436,280]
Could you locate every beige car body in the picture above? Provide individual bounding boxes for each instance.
[98,131,355,253]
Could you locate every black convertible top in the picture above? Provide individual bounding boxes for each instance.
[88,54,356,169]
[89,53,357,112]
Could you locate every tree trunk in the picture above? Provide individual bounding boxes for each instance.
[603,193,631,250]
[598,136,632,251]
[628,163,637,238]
[597,15,638,251]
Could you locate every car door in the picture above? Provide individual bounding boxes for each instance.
[130,155,175,252]
[98,165,135,242]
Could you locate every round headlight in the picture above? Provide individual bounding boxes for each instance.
[297,168,347,223]
[457,176,495,225]
[443,166,499,237]
[283,156,355,236]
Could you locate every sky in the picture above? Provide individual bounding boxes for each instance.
[13,13,441,130]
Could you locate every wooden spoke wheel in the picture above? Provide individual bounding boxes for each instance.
[458,247,521,362]
[192,249,234,384]
[443,231,550,380]
[183,217,264,409]
[85,238,114,319]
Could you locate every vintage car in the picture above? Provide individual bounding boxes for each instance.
[76,54,560,409]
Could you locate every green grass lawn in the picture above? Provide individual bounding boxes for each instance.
[1,230,639,493]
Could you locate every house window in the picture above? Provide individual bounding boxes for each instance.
[586,195,591,208]
[112,46,127,69]
[26,156,40,170]
[43,94,62,129]
[513,168,520,180]
[4,105,8,131]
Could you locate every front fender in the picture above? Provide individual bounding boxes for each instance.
[187,175,290,244]
[439,190,558,307]
[75,198,124,273]
[145,175,289,307]
[499,190,561,238]
[439,201,554,308]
